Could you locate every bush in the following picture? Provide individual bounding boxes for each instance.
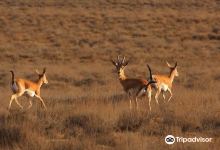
[0,126,25,148]
[116,111,144,131]
[64,113,111,137]
[96,134,116,147]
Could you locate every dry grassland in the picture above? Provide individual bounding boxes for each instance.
[0,0,219,149]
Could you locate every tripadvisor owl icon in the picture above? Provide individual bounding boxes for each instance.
[165,135,175,144]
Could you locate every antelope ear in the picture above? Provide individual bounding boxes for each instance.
[111,59,116,66]
[166,61,172,68]
[43,68,46,74]
[175,62,177,68]
[35,69,40,75]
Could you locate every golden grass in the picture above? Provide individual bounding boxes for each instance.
[0,0,219,149]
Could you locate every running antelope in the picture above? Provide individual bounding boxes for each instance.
[9,68,48,110]
[112,56,156,110]
[150,62,178,104]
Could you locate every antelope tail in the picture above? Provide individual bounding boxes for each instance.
[147,64,153,80]
[136,65,156,97]
[10,70,15,85]
[146,64,156,87]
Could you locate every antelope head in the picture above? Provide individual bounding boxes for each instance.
[111,56,129,75]
[166,61,179,77]
[35,68,48,84]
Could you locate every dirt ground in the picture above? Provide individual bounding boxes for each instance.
[0,0,219,150]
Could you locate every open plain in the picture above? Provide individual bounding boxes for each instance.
[0,0,219,149]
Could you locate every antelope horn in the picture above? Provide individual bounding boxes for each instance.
[122,56,125,63]
[117,55,120,61]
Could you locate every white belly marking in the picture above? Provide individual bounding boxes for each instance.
[25,89,35,97]
[161,83,168,91]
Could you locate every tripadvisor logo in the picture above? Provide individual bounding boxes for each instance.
[165,135,175,145]
[165,135,213,145]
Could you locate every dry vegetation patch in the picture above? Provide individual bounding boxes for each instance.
[64,113,111,137]
[0,0,219,149]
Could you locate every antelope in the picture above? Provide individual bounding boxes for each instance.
[111,56,156,111]
[9,68,48,110]
[150,62,178,104]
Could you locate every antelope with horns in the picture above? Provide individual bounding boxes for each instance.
[112,56,156,111]
[9,68,48,110]
[150,61,178,104]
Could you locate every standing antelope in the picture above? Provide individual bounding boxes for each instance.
[9,68,48,110]
[112,56,156,110]
[150,62,179,104]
